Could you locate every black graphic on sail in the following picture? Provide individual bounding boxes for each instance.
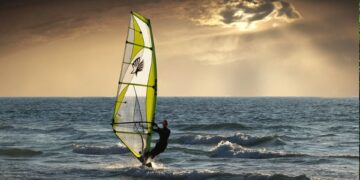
[131,57,144,75]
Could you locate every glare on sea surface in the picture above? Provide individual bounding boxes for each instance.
[103,156,166,170]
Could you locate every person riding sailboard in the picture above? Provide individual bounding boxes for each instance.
[111,11,165,168]
[141,120,170,165]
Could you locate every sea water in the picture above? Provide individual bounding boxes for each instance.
[0,97,358,179]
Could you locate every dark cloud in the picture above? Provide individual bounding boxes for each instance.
[288,0,357,66]
[219,1,275,24]
[220,6,241,24]
[243,2,275,22]
[277,1,300,19]
[0,0,148,55]
[0,0,300,50]
[211,0,300,25]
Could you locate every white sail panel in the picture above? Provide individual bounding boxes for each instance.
[133,16,152,47]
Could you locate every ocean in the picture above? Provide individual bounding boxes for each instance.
[0,97,358,180]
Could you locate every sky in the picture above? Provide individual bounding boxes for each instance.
[0,0,358,97]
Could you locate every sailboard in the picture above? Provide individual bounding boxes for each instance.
[112,11,157,163]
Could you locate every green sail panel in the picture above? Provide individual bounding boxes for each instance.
[112,11,157,161]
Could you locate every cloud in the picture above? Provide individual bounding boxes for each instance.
[186,0,301,30]
[0,0,300,52]
[220,6,241,24]
[0,0,357,97]
[0,0,132,56]
[277,0,300,19]
[235,0,276,22]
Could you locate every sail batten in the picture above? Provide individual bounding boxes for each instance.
[118,82,155,88]
[112,12,157,162]
[126,41,152,49]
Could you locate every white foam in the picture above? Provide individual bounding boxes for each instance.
[118,167,309,180]
[176,132,281,146]
[72,144,129,155]
[210,141,302,159]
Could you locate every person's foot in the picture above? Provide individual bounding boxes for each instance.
[145,162,152,168]
[140,155,148,164]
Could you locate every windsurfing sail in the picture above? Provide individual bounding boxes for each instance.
[112,11,157,162]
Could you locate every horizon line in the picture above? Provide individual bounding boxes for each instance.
[0,95,358,98]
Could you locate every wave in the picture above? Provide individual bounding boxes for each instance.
[0,125,60,133]
[325,155,359,159]
[72,144,129,155]
[0,124,87,138]
[210,141,306,159]
[263,124,300,130]
[318,133,336,137]
[0,125,47,133]
[177,123,247,131]
[118,167,310,180]
[65,166,310,180]
[0,148,42,157]
[47,126,79,133]
[0,124,13,130]
[168,146,208,155]
[173,133,285,147]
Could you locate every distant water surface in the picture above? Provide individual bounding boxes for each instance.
[0,97,358,179]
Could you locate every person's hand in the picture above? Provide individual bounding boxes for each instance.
[152,122,158,128]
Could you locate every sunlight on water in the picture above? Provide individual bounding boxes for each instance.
[150,160,166,170]
[103,158,141,169]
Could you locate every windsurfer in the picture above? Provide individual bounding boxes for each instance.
[141,120,170,164]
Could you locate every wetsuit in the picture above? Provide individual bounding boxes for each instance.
[147,124,170,159]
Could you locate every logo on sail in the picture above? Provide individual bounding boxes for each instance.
[131,57,144,76]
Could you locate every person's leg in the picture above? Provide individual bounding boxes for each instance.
[150,144,166,159]
[149,146,159,158]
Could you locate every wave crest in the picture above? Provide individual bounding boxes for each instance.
[210,141,305,159]
[174,133,285,147]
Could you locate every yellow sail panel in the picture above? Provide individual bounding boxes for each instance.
[113,85,129,119]
[130,17,144,61]
[112,11,157,162]
[132,11,150,24]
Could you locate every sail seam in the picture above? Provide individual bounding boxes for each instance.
[112,121,151,124]
[115,130,150,135]
[129,27,142,33]
[126,41,152,49]
[119,82,154,88]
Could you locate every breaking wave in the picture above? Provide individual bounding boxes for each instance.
[210,141,306,159]
[173,133,285,147]
[72,144,129,155]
